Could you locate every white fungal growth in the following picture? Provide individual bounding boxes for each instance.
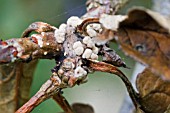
[86,26,97,37]
[92,37,105,45]
[73,41,83,49]
[99,14,127,31]
[67,16,83,28]
[56,48,59,51]
[46,42,50,45]
[90,53,98,60]
[87,39,95,48]
[74,46,84,56]
[92,46,99,54]
[59,23,67,32]
[44,51,47,55]
[86,23,102,37]
[55,36,65,43]
[77,59,83,66]
[54,28,66,43]
[73,41,84,56]
[92,24,102,31]
[83,36,95,48]
[31,34,43,47]
[82,49,92,59]
[64,52,67,56]
[74,66,87,78]
[83,36,91,44]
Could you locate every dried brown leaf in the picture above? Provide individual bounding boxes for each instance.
[136,68,170,113]
[116,7,170,80]
[0,60,37,113]
[72,103,94,113]
[99,7,170,112]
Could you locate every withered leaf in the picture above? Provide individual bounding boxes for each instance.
[99,7,170,112]
[72,103,94,113]
[0,60,37,113]
[136,68,170,113]
[116,7,170,80]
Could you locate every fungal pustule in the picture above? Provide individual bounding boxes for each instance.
[92,23,102,31]
[92,46,99,54]
[82,49,92,59]
[43,51,48,55]
[67,16,83,28]
[64,52,67,56]
[82,36,91,44]
[99,14,127,31]
[87,39,95,48]
[86,26,97,37]
[54,28,66,43]
[74,66,87,78]
[74,46,84,56]
[82,36,95,48]
[59,23,67,32]
[73,41,83,49]
[90,53,98,60]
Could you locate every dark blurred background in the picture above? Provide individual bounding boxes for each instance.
[0,0,151,113]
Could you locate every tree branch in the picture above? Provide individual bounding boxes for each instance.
[15,75,62,113]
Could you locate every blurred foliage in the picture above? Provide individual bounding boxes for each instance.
[0,0,151,113]
[0,0,86,39]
